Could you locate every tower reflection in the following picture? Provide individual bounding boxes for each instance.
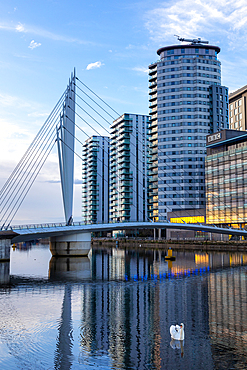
[50,247,247,369]
[54,285,73,370]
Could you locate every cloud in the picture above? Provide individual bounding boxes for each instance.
[27,112,48,117]
[86,61,104,70]
[132,66,149,74]
[0,21,96,45]
[16,23,25,32]
[144,0,247,48]
[0,93,33,109]
[28,40,41,49]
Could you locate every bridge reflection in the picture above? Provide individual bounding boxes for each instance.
[48,247,247,369]
[0,247,246,369]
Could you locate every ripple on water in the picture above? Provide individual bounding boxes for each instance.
[0,286,65,370]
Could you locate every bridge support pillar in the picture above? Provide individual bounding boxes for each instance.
[49,233,91,257]
[0,239,11,261]
[158,229,161,240]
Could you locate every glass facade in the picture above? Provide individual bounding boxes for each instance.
[206,132,247,226]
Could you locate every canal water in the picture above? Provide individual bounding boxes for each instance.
[0,242,246,370]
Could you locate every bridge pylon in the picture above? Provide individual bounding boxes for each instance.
[56,70,76,225]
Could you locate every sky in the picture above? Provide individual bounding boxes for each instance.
[0,0,247,225]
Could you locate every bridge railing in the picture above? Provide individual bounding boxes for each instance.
[8,218,210,231]
[10,219,151,230]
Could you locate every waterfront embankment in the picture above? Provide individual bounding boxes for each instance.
[92,239,247,252]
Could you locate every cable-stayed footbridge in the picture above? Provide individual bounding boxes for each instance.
[0,70,247,260]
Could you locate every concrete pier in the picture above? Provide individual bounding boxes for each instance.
[49,232,91,257]
[0,239,11,261]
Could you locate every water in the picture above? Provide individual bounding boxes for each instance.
[0,242,246,369]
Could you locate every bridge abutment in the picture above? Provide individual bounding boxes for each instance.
[49,233,91,257]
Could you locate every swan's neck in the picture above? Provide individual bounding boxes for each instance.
[180,327,183,340]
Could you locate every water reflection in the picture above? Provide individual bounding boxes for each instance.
[91,248,247,282]
[0,245,246,369]
[49,256,91,281]
[0,262,10,284]
[170,339,184,358]
[54,286,73,370]
[208,269,247,368]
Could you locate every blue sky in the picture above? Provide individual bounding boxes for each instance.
[0,0,247,224]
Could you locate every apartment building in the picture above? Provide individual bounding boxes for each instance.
[110,114,149,222]
[148,40,228,222]
[82,136,109,224]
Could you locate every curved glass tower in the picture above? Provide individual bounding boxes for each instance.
[148,41,228,221]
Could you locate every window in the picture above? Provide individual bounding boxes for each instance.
[181,49,185,54]
[205,49,209,54]
[167,49,174,55]
[195,48,199,53]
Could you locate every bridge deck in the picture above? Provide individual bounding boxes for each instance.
[0,221,246,243]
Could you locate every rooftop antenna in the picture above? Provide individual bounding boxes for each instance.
[174,35,209,45]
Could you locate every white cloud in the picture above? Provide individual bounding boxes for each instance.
[86,61,104,70]
[0,93,32,109]
[144,0,247,48]
[28,40,41,49]
[0,21,96,45]
[16,23,25,32]
[27,112,48,117]
[132,66,149,74]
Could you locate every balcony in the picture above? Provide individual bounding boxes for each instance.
[119,126,132,135]
[149,101,157,109]
[118,139,130,146]
[149,88,157,95]
[118,158,130,166]
[149,65,157,74]
[149,94,157,102]
[149,149,158,156]
[118,145,130,153]
[119,180,132,187]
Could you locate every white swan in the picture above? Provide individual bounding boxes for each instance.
[170,323,184,341]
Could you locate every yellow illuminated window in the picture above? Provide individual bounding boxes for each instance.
[170,216,205,224]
